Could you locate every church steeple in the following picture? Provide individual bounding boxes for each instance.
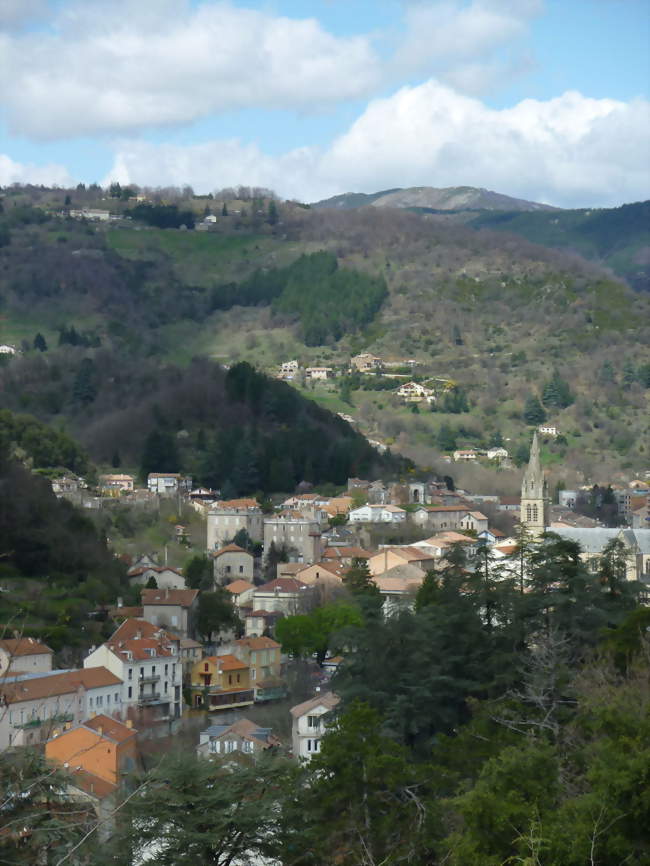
[520,431,548,537]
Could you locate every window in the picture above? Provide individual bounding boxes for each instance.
[115,692,120,703]
[140,667,144,678]
[228,674,232,685]
[164,681,168,693]
[107,694,111,706]
[128,686,132,699]
[243,740,253,753]
[236,674,240,683]
[225,565,231,574]
[171,615,178,626]
[165,664,168,676]
[526,505,532,521]
[532,505,539,522]
[239,565,244,573]
[307,739,313,752]
[128,668,133,681]
[152,666,156,676]
[97,696,103,707]
[89,697,94,708]
[172,664,176,679]
[307,715,320,729]
[204,662,209,671]
[251,669,256,681]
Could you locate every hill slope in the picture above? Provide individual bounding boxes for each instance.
[312,185,556,212]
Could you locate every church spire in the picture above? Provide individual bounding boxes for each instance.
[520,431,548,537]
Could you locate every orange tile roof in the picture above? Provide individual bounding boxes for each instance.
[322,546,371,559]
[213,498,259,509]
[235,636,281,651]
[107,637,175,661]
[0,667,120,705]
[0,637,53,657]
[217,654,249,672]
[213,543,252,557]
[141,589,199,607]
[224,579,255,594]
[84,714,136,743]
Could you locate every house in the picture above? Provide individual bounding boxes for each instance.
[190,654,254,711]
[348,504,406,524]
[197,718,280,760]
[413,531,479,559]
[178,638,203,680]
[224,579,256,616]
[147,473,192,496]
[538,424,559,437]
[350,353,383,373]
[128,565,186,589]
[69,208,110,221]
[295,561,346,586]
[322,496,354,517]
[228,636,282,694]
[263,514,322,564]
[251,577,308,616]
[458,511,489,534]
[551,527,650,584]
[412,505,473,531]
[277,562,307,579]
[99,474,135,495]
[487,447,509,460]
[0,637,53,676]
[347,478,371,491]
[396,381,435,403]
[207,500,263,551]
[477,528,507,546]
[84,619,183,726]
[140,588,199,639]
[453,449,479,462]
[305,366,334,380]
[0,667,123,751]
[290,691,340,761]
[279,359,299,378]
[321,546,371,566]
[498,496,521,512]
[244,609,284,638]
[373,565,425,615]
[558,490,578,509]
[0,344,17,355]
[46,715,138,827]
[212,543,255,585]
[368,547,437,577]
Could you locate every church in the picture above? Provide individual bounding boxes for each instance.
[519,432,650,585]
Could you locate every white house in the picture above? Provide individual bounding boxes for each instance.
[348,504,406,524]
[487,447,509,460]
[127,566,186,589]
[538,425,559,437]
[290,691,340,761]
[251,578,307,616]
[197,717,280,760]
[147,473,192,496]
[84,619,183,725]
[396,382,435,403]
[305,367,334,380]
[453,449,479,462]
[458,511,489,534]
[0,344,17,355]
[0,637,53,676]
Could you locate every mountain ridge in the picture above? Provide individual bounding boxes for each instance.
[312,185,558,212]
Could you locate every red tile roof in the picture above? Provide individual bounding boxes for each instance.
[0,637,53,657]
[255,578,307,593]
[84,714,136,743]
[141,589,199,607]
[213,543,252,558]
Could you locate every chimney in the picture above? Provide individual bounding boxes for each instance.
[126,719,133,729]
[97,726,103,736]
[117,597,123,609]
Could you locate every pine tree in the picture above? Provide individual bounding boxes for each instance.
[523,394,546,425]
[33,332,47,352]
[72,358,97,405]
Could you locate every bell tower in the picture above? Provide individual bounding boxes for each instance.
[520,432,548,538]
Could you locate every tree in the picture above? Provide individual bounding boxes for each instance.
[197,587,240,641]
[523,394,546,425]
[437,423,457,451]
[115,751,296,866]
[33,332,47,352]
[184,554,212,590]
[275,602,363,666]
[343,557,379,599]
[139,429,180,481]
[145,575,158,589]
[622,359,637,388]
[267,199,278,225]
[489,430,504,447]
[541,371,573,409]
[263,540,289,580]
[452,324,463,345]
[284,702,438,866]
[221,202,228,216]
[72,357,98,405]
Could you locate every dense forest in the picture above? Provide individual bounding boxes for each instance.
[0,357,405,492]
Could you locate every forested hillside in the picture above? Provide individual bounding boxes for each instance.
[1,186,648,476]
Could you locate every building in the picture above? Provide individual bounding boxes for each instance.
[321,546,371,566]
[189,655,254,711]
[396,381,435,403]
[141,588,199,638]
[373,565,425,615]
[296,561,346,586]
[350,353,383,373]
[412,505,473,531]
[520,432,550,538]
[290,691,340,761]
[228,636,282,693]
[251,577,308,616]
[147,473,192,496]
[223,579,256,617]
[0,637,53,676]
[207,500,263,551]
[178,638,203,680]
[244,609,284,638]
[487,447,509,460]
[348,504,406,524]
[367,547,437,576]
[538,425,559,437]
[212,543,255,585]
[0,667,122,751]
[99,474,135,494]
[305,366,334,380]
[127,565,186,589]
[551,527,650,584]
[453,449,479,462]
[84,619,183,725]
[197,717,280,760]
[458,511,489,534]
[263,514,322,564]
[46,715,138,825]
[69,208,111,221]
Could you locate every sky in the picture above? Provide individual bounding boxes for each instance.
[0,0,648,206]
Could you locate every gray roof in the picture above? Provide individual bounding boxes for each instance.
[551,527,650,554]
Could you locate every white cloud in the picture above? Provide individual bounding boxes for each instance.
[0,153,73,186]
[103,81,650,208]
[0,0,380,138]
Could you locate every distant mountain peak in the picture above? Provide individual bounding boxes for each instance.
[312,185,558,213]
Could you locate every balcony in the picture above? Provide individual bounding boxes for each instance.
[208,688,254,709]
[138,692,163,705]
[13,712,74,730]
[139,674,160,684]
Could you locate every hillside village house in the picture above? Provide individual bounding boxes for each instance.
[453,449,479,461]
[84,619,183,725]
[321,546,371,566]
[197,717,280,760]
[296,561,345,587]
[279,359,299,378]
[147,473,192,496]
[374,566,425,615]
[190,654,254,711]
[368,547,437,577]
[207,499,263,551]
[251,578,307,616]
[348,504,406,524]
[290,691,340,761]
[487,447,509,460]
[0,667,122,750]
[128,565,186,589]
[224,579,256,616]
[412,505,476,531]
[413,532,479,559]
[538,424,559,437]
[244,609,284,638]
[458,511,489,534]
[350,353,383,373]
[0,344,17,355]
[212,543,255,585]
[227,636,282,693]
[305,366,334,380]
[0,637,53,676]
[46,715,138,828]
[263,513,322,564]
[396,381,435,403]
[178,638,203,680]
[140,588,199,638]
[99,474,135,494]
